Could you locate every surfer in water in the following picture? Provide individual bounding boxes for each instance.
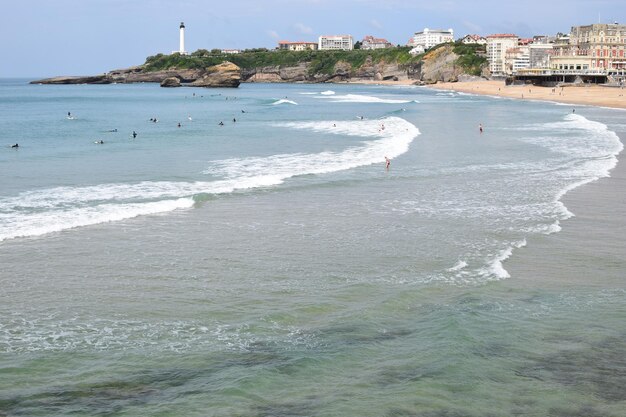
[219,121,224,126]
[385,156,391,170]
[11,143,19,148]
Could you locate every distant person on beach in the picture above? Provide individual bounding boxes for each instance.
[385,156,391,170]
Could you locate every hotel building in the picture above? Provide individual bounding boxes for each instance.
[551,23,626,72]
[408,28,454,50]
[486,34,519,75]
[318,35,354,51]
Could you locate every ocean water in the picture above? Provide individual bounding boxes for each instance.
[0,79,625,416]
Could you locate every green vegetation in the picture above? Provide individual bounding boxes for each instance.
[453,43,487,76]
[143,42,487,77]
[144,47,420,74]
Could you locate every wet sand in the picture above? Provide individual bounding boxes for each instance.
[505,131,626,290]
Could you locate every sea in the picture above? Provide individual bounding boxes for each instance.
[0,79,625,416]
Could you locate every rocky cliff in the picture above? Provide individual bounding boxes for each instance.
[31,45,487,87]
[242,59,414,83]
[241,45,484,84]
[31,62,241,88]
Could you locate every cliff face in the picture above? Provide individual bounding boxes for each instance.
[242,59,413,83]
[31,62,241,88]
[241,45,478,84]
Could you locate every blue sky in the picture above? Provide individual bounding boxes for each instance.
[1,0,624,77]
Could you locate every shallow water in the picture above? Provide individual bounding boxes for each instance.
[0,80,624,416]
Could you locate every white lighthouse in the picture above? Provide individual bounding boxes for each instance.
[179,22,187,55]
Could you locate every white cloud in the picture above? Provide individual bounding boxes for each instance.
[294,22,313,34]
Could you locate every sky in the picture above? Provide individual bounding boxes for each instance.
[1,0,625,77]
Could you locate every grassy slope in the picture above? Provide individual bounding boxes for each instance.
[143,43,486,77]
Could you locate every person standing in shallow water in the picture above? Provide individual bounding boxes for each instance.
[385,156,391,170]
[479,124,483,134]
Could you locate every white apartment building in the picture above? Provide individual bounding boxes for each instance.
[318,35,354,51]
[486,34,519,75]
[409,28,454,50]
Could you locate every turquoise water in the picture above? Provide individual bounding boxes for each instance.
[0,80,625,416]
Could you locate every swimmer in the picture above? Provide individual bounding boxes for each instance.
[177,122,181,128]
[385,156,391,170]
[132,131,137,138]
[241,109,246,113]
[108,128,118,132]
[219,121,224,126]
[233,118,236,123]
[94,140,104,144]
[479,123,483,134]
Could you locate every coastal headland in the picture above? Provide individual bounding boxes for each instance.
[30,43,486,88]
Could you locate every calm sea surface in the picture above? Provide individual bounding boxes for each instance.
[0,79,624,416]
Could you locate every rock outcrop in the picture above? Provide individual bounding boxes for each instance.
[160,77,181,87]
[31,62,241,88]
[190,62,241,88]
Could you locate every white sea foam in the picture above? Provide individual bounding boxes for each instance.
[210,117,419,179]
[271,99,298,105]
[448,260,468,272]
[320,90,336,95]
[315,93,413,104]
[478,240,527,280]
[1,117,419,242]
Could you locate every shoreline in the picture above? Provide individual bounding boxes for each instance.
[504,129,626,289]
[425,79,626,110]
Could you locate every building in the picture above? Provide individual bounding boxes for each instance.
[552,22,626,72]
[486,34,518,75]
[528,43,554,68]
[221,49,241,54]
[318,35,354,50]
[361,35,392,50]
[408,28,454,50]
[460,34,487,45]
[278,41,318,51]
[409,45,426,55]
[505,46,530,72]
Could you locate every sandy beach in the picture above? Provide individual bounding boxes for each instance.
[428,80,626,110]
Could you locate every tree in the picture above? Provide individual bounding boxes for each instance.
[354,41,362,50]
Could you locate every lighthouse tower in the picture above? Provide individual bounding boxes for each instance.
[179,22,187,55]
